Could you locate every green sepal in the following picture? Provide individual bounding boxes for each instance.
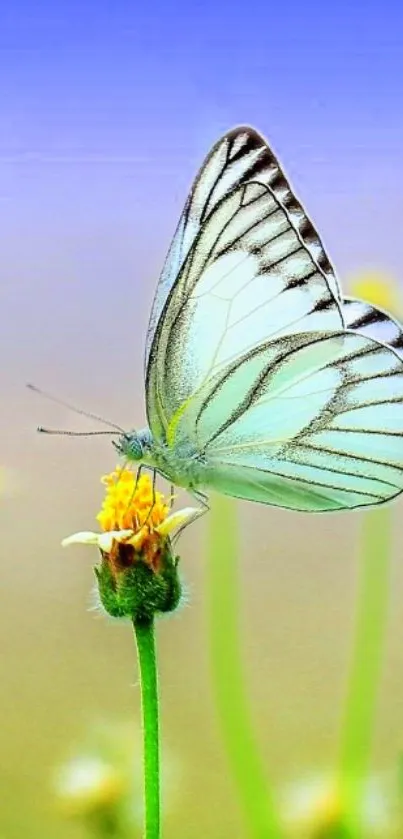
[94,541,181,623]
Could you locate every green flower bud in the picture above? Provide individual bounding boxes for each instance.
[94,538,181,622]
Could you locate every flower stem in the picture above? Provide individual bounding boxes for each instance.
[207,495,283,839]
[338,506,393,836]
[133,618,160,839]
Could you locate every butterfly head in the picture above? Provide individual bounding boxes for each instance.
[113,428,153,463]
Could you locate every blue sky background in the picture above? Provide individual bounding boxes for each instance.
[2,0,403,411]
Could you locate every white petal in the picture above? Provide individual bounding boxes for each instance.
[98,529,133,552]
[61,529,134,551]
[156,507,201,537]
[61,531,101,548]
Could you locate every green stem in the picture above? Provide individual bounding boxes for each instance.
[133,619,160,839]
[338,506,392,837]
[207,495,283,839]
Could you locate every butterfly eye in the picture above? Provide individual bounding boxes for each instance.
[128,436,143,460]
[113,433,143,462]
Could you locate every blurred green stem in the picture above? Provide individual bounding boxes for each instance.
[133,619,160,839]
[338,506,393,837]
[207,495,283,839]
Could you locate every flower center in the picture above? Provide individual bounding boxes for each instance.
[96,468,169,534]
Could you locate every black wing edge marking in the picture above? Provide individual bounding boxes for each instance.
[344,296,403,354]
[224,128,339,298]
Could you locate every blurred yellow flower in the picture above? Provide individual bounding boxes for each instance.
[348,270,402,316]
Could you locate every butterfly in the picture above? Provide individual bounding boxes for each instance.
[115,126,403,512]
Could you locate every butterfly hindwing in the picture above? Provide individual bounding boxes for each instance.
[173,330,403,511]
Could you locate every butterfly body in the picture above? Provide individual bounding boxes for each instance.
[119,126,403,513]
[117,429,207,492]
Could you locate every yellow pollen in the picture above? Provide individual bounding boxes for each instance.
[96,468,169,534]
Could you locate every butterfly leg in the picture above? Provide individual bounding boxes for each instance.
[134,463,145,492]
[143,468,157,526]
[170,489,209,547]
[191,489,210,516]
[120,463,143,528]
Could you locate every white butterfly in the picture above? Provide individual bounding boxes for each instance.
[116,126,403,512]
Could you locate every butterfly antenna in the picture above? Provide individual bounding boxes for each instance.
[26,383,124,433]
[36,427,119,437]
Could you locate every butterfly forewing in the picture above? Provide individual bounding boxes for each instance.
[146,175,344,438]
[145,126,342,376]
[344,296,403,358]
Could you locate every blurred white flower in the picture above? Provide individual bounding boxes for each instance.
[54,755,126,816]
[280,770,398,838]
[52,719,182,834]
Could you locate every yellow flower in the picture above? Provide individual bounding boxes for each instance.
[62,466,199,572]
[348,270,402,316]
[62,467,200,620]
[97,469,169,533]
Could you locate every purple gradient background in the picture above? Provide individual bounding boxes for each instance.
[1,3,403,838]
